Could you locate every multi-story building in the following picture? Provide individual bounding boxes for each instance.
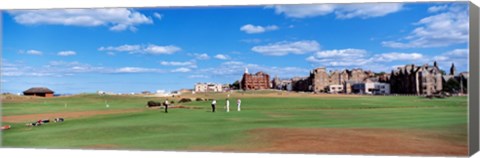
[311,68,330,93]
[194,83,223,92]
[351,81,390,95]
[241,68,270,90]
[272,76,293,91]
[390,62,443,95]
[328,84,344,93]
[291,76,312,92]
[329,70,349,85]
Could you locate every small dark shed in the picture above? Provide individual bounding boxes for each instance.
[23,87,54,97]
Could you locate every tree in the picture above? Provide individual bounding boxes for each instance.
[231,80,240,90]
[443,78,460,93]
[439,70,446,75]
[374,71,386,76]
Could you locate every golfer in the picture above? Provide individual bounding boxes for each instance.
[164,99,169,113]
[211,99,217,112]
[237,99,241,111]
[226,99,230,112]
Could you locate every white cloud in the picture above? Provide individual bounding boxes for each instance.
[335,3,404,19]
[312,49,366,58]
[270,3,403,19]
[382,4,468,48]
[306,49,368,67]
[197,61,309,79]
[9,8,153,31]
[252,40,320,56]
[19,49,43,55]
[143,45,181,55]
[445,48,468,57]
[372,52,423,62]
[1,60,165,77]
[432,49,468,72]
[98,44,181,55]
[99,44,141,52]
[214,54,230,60]
[113,67,163,73]
[433,49,468,62]
[192,53,210,60]
[306,48,429,71]
[270,4,335,18]
[160,61,193,66]
[240,24,279,34]
[188,75,209,79]
[428,5,448,13]
[171,67,191,73]
[153,12,163,20]
[240,38,264,44]
[160,61,197,68]
[57,51,77,56]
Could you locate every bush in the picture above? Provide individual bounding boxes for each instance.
[196,98,205,101]
[147,101,162,107]
[178,98,192,103]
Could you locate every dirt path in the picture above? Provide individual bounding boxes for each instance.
[2,109,144,123]
[195,128,467,156]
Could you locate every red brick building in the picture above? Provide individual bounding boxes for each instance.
[241,68,270,90]
[23,87,54,97]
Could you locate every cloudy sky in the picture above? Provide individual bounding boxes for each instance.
[1,2,469,93]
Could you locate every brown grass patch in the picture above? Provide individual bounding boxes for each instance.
[194,128,467,156]
[2,109,144,123]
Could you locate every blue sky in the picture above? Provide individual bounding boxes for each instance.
[1,2,469,94]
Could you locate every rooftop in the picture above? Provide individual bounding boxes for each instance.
[23,87,54,93]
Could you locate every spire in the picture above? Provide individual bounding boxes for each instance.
[244,67,249,74]
[450,63,456,76]
[433,61,438,68]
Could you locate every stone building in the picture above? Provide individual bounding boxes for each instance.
[458,72,469,93]
[329,70,349,85]
[291,76,312,92]
[311,68,330,93]
[194,83,224,92]
[378,73,391,83]
[351,79,390,95]
[280,67,379,93]
[328,84,344,93]
[272,76,293,91]
[349,69,370,83]
[442,63,469,94]
[241,68,270,90]
[390,62,443,95]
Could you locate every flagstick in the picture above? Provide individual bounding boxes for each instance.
[105,100,109,108]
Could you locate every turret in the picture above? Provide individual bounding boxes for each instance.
[450,63,456,76]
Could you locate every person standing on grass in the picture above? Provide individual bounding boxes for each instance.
[237,98,241,111]
[211,99,217,112]
[212,99,217,112]
[226,99,230,112]
[164,99,169,113]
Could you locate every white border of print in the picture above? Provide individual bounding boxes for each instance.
[0,0,478,158]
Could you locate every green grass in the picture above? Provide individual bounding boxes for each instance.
[1,94,468,151]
